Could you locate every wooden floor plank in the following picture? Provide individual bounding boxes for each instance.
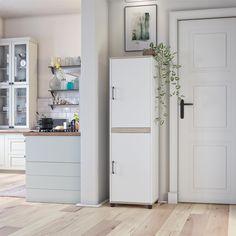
[156,204,193,236]
[131,204,176,236]
[228,205,236,236]
[179,214,209,236]
[190,204,211,215]
[203,205,229,236]
[61,205,82,213]
[81,220,121,236]
[106,206,153,236]
[55,206,123,236]
[0,226,22,236]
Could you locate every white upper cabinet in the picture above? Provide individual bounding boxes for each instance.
[0,43,11,85]
[12,42,28,84]
[110,57,153,127]
[0,38,37,129]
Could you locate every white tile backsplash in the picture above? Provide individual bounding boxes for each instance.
[37,98,79,122]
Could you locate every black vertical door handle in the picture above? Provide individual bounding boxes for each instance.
[180,99,194,119]
[112,86,115,100]
[112,161,115,174]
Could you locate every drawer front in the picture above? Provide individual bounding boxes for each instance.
[8,138,25,155]
[26,162,80,177]
[27,189,80,204]
[26,137,80,163]
[26,176,80,191]
[10,156,25,170]
[0,136,5,168]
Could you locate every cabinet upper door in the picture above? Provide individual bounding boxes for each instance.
[0,44,11,86]
[13,43,28,84]
[12,86,27,128]
[0,87,11,128]
[110,58,152,127]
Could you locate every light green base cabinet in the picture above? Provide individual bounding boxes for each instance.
[25,136,80,204]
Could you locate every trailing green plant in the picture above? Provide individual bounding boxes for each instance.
[150,42,183,125]
[73,112,79,122]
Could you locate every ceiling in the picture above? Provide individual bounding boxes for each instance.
[0,0,81,18]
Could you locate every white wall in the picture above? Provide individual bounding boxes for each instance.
[3,14,81,98]
[80,0,109,205]
[0,18,3,37]
[109,0,236,201]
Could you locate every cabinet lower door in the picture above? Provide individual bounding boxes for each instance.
[110,133,151,204]
[12,86,27,128]
[0,87,11,128]
[0,136,5,168]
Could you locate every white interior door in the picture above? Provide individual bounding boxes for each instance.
[110,58,151,127]
[179,18,236,204]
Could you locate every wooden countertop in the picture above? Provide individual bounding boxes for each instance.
[23,131,81,136]
[0,129,30,134]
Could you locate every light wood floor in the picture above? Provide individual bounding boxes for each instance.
[0,173,235,236]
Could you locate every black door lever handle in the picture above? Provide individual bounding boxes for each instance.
[180,99,194,119]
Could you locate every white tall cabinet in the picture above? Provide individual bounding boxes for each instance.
[0,38,37,171]
[0,37,37,129]
[110,57,159,208]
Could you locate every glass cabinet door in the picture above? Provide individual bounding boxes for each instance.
[13,87,27,127]
[14,44,27,83]
[0,88,10,127]
[0,45,10,84]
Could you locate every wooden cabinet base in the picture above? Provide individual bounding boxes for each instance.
[110,202,155,209]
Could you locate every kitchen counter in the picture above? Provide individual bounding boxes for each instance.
[23,131,81,136]
[25,133,81,204]
[0,129,30,134]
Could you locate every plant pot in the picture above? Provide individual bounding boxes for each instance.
[143,49,156,56]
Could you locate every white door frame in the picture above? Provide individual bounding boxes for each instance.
[168,8,236,204]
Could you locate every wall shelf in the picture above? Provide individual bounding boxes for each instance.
[48,89,79,97]
[49,104,79,110]
[48,65,81,74]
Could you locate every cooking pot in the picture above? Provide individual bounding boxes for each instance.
[39,118,53,130]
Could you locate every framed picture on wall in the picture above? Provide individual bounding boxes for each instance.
[124,4,157,52]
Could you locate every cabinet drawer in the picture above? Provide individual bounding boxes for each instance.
[26,162,80,177]
[11,156,25,170]
[27,189,80,204]
[9,139,25,155]
[27,176,80,191]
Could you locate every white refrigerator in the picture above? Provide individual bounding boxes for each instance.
[109,56,159,208]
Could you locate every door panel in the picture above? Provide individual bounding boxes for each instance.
[193,145,227,190]
[194,86,227,128]
[13,43,27,84]
[0,87,10,128]
[0,136,5,168]
[0,44,10,85]
[111,133,150,203]
[111,58,151,127]
[12,86,27,127]
[179,18,236,204]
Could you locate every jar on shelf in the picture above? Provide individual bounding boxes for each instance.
[49,75,61,90]
[73,77,79,89]
[60,79,67,90]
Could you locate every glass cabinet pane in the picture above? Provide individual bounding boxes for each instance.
[0,45,10,84]
[14,87,27,126]
[0,88,9,126]
[14,44,27,83]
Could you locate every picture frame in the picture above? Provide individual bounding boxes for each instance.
[124,4,157,52]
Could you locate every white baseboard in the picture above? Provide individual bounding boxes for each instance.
[168,192,178,204]
[76,199,108,208]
